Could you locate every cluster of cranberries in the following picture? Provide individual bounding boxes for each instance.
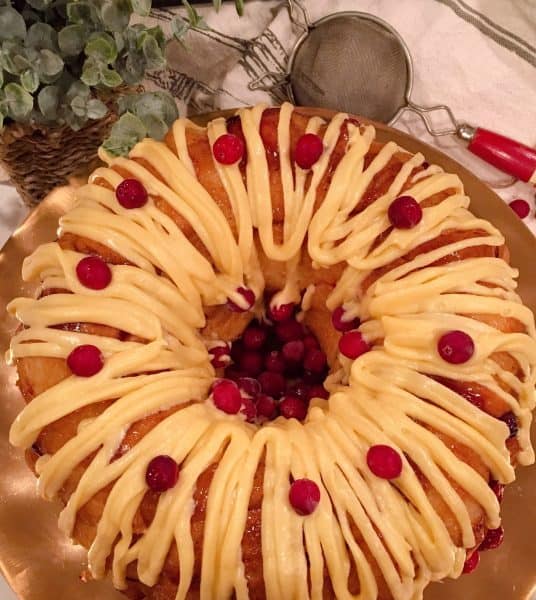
[209,302,330,425]
[462,479,506,574]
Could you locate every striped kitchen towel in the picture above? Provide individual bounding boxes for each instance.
[144,0,536,234]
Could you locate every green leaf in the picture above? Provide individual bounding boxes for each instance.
[86,98,108,119]
[26,0,53,10]
[4,82,33,120]
[37,49,64,79]
[99,64,122,87]
[234,0,244,16]
[102,111,147,156]
[170,17,190,42]
[0,6,27,41]
[142,113,168,140]
[67,2,99,25]
[20,69,39,93]
[81,57,100,86]
[213,0,222,11]
[58,24,87,56]
[66,80,90,102]
[141,34,165,70]
[70,94,87,117]
[26,23,57,51]
[118,91,178,125]
[37,85,60,119]
[0,69,3,88]
[100,0,131,33]
[131,0,151,16]
[85,32,118,64]
[113,32,125,54]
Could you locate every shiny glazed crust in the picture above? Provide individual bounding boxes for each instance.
[10,105,533,600]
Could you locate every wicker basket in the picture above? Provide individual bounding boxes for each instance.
[0,89,136,207]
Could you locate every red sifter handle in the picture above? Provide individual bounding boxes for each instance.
[466,127,536,183]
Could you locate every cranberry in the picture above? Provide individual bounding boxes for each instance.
[437,330,474,364]
[388,195,423,229]
[499,411,518,438]
[339,331,370,360]
[76,256,112,290]
[256,394,278,419]
[287,381,309,400]
[145,455,179,492]
[116,178,148,209]
[265,350,285,373]
[279,395,308,420]
[303,348,327,373]
[268,301,295,322]
[223,365,245,381]
[331,306,359,332]
[212,379,241,414]
[237,376,261,397]
[422,161,430,169]
[366,445,402,479]
[289,478,320,515]
[230,340,245,363]
[275,319,304,343]
[212,133,245,165]
[303,369,324,384]
[67,344,104,377]
[227,287,255,312]
[243,325,267,350]
[209,345,230,368]
[240,397,257,423]
[303,334,319,351]
[294,133,323,170]
[239,350,263,376]
[490,480,504,503]
[509,199,531,219]
[462,550,480,574]
[282,340,305,363]
[307,384,329,400]
[258,371,286,397]
[480,526,504,551]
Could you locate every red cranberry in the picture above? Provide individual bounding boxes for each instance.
[339,331,370,360]
[223,365,245,381]
[287,381,309,400]
[258,371,286,397]
[303,334,319,351]
[422,161,430,169]
[213,133,244,165]
[303,369,324,384]
[243,325,267,350]
[499,411,518,438]
[490,480,504,503]
[480,526,504,551]
[145,455,179,492]
[76,256,112,290]
[265,350,285,373]
[239,350,263,376]
[289,478,320,515]
[307,384,329,401]
[388,195,423,229]
[67,344,104,377]
[509,199,531,219]
[237,376,261,397]
[366,445,402,479]
[212,379,241,414]
[116,178,148,209]
[282,340,305,363]
[209,345,230,368]
[256,394,278,419]
[240,397,257,423]
[303,348,327,373]
[230,340,245,363]
[275,319,304,343]
[294,133,323,169]
[268,301,295,322]
[331,306,359,332]
[279,395,307,420]
[437,330,474,364]
[462,550,480,574]
[227,287,255,312]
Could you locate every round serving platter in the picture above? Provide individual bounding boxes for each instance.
[0,108,535,600]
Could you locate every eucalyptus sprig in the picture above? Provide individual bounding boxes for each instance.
[0,0,246,155]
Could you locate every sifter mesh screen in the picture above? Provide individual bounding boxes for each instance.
[289,14,410,123]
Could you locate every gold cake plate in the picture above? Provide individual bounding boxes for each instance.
[1,108,535,600]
